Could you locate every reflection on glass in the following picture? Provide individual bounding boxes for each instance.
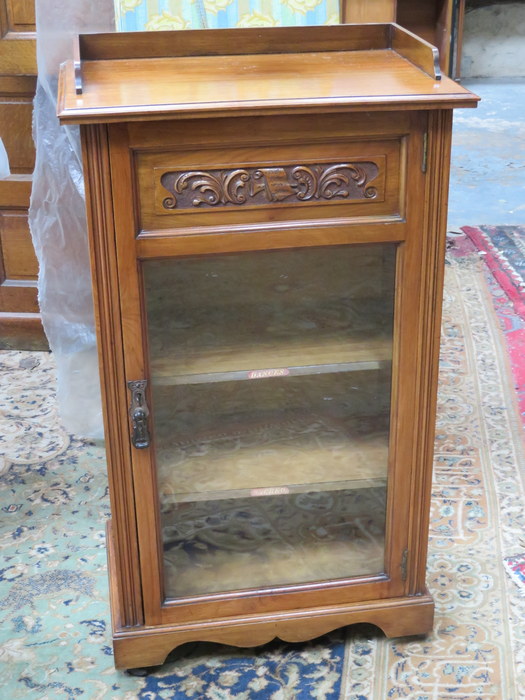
[143,244,395,599]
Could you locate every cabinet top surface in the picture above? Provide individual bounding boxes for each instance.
[57,24,478,125]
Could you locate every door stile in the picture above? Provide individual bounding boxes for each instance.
[405,110,454,595]
[81,123,144,628]
[379,113,431,597]
[107,122,165,626]
[389,111,452,598]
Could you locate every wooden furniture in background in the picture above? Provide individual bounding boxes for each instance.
[342,0,465,78]
[59,23,477,669]
[0,0,46,349]
[342,0,396,23]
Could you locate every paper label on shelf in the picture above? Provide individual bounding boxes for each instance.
[248,368,290,379]
[250,487,290,497]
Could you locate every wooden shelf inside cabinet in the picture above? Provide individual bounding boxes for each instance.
[161,477,388,505]
[58,22,478,670]
[152,357,390,387]
[145,252,394,386]
[156,412,390,504]
[151,322,392,385]
[161,482,388,597]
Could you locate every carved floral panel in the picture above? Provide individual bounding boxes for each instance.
[159,160,382,211]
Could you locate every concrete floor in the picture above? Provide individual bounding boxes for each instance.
[448,79,525,231]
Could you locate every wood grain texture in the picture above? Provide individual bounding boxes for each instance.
[0,75,35,97]
[390,23,441,79]
[0,279,38,311]
[0,0,40,346]
[150,332,391,382]
[1,0,35,32]
[58,51,475,125]
[81,124,143,628]
[58,25,477,125]
[397,0,439,43]
[0,175,31,208]
[0,212,37,278]
[0,39,35,73]
[342,0,396,23]
[138,140,396,234]
[107,109,434,631]
[339,0,464,77]
[134,222,407,260]
[68,24,477,666]
[159,161,381,210]
[0,194,42,351]
[107,123,165,627]
[109,579,434,670]
[0,101,34,172]
[396,0,463,76]
[79,24,391,60]
[0,311,46,350]
[406,109,453,595]
[435,0,455,73]
[0,204,42,349]
[131,112,407,244]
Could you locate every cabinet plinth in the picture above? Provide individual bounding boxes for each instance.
[59,23,478,669]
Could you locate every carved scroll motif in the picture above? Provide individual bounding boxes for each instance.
[160,161,380,210]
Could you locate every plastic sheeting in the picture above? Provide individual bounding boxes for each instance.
[29,1,115,437]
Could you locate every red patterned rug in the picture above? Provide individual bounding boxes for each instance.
[452,226,525,423]
[451,225,525,592]
[462,225,525,320]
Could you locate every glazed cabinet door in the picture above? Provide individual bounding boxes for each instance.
[143,242,395,600]
[99,110,439,628]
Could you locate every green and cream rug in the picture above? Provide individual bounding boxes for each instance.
[1,254,524,698]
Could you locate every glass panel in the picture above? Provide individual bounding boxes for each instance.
[143,244,395,599]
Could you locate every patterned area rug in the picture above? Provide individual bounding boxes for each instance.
[1,254,525,698]
[462,226,525,321]
[461,225,525,425]
[451,226,525,606]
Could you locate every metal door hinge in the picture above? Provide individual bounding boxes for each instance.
[127,379,150,449]
[401,548,409,581]
[422,132,428,174]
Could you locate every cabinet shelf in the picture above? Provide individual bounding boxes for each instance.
[152,356,390,386]
[148,299,393,386]
[161,485,387,597]
[161,476,387,505]
[156,413,390,505]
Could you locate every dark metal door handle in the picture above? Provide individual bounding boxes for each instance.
[127,380,150,449]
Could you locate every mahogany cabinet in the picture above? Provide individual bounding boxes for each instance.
[58,24,478,669]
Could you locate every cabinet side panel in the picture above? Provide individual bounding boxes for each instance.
[81,124,144,627]
[406,110,452,595]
